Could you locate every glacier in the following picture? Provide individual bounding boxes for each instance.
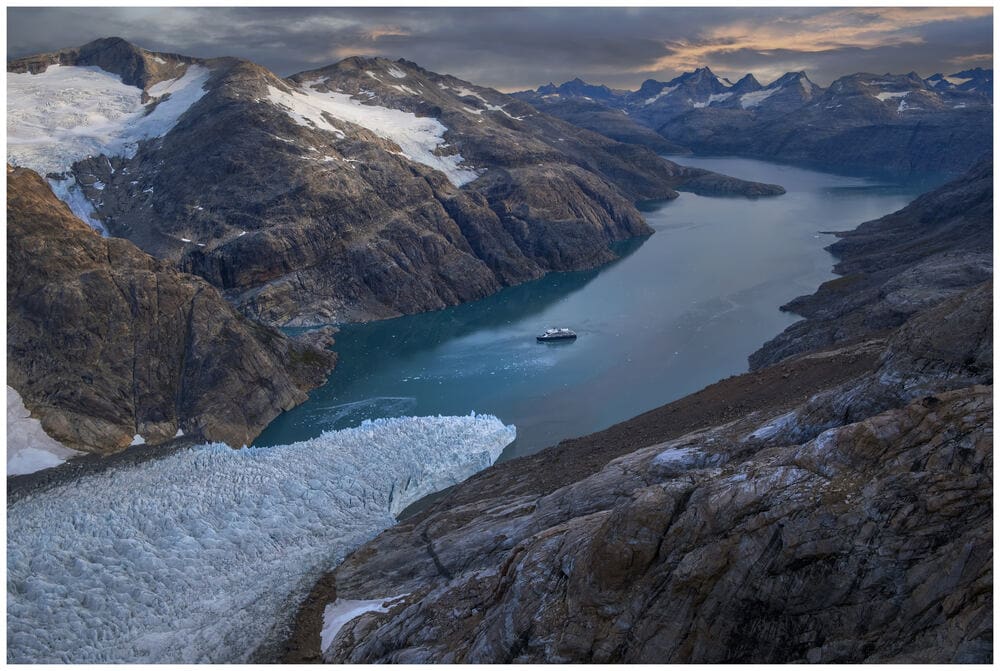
[7,414,515,663]
[7,63,210,233]
[7,64,211,175]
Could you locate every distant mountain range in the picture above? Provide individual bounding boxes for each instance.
[514,66,993,176]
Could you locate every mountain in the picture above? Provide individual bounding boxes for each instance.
[751,158,992,368]
[926,67,993,95]
[284,160,992,665]
[512,79,684,152]
[7,165,336,454]
[7,38,782,327]
[513,66,992,176]
[658,70,992,175]
[529,77,626,105]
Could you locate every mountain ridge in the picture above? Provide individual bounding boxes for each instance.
[8,38,784,327]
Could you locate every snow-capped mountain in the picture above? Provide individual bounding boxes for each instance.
[7,38,781,327]
[516,65,992,176]
[925,67,992,95]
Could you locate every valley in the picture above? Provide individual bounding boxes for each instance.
[4,20,993,666]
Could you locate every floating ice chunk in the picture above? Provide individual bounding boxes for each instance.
[7,386,81,476]
[7,414,515,663]
[321,594,408,658]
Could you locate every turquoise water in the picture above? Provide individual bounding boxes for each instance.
[255,156,931,460]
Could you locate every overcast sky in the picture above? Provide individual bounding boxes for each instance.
[7,6,993,91]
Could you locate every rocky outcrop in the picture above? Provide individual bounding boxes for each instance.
[9,40,782,326]
[750,158,992,369]
[7,36,195,89]
[7,166,336,454]
[284,166,993,664]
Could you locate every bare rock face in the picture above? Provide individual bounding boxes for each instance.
[750,158,992,369]
[292,281,991,663]
[6,166,336,453]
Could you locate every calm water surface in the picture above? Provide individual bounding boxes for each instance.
[255,156,933,460]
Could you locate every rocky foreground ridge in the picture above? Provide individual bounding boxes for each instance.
[8,38,782,327]
[283,162,993,663]
[7,166,336,453]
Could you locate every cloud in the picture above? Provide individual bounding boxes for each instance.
[6,7,993,91]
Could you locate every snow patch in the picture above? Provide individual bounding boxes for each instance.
[693,92,733,108]
[875,91,909,101]
[130,434,146,446]
[386,65,407,79]
[7,64,211,175]
[46,176,107,235]
[7,386,81,476]
[7,414,515,663]
[643,85,677,105]
[321,594,408,658]
[266,81,480,186]
[740,87,779,109]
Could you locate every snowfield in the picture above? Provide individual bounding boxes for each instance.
[7,414,516,663]
[7,64,211,175]
[740,87,780,109]
[6,386,81,476]
[7,64,210,232]
[267,80,481,187]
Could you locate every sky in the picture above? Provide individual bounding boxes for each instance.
[6,6,994,91]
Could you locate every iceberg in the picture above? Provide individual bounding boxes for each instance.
[7,414,515,663]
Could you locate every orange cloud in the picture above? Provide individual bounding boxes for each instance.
[638,6,993,75]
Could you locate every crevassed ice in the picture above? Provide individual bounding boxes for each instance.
[266,81,481,187]
[7,64,211,174]
[6,386,81,477]
[7,64,210,232]
[7,414,516,664]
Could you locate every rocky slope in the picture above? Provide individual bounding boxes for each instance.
[750,158,992,369]
[8,38,782,327]
[283,162,993,664]
[516,67,992,177]
[7,165,336,454]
